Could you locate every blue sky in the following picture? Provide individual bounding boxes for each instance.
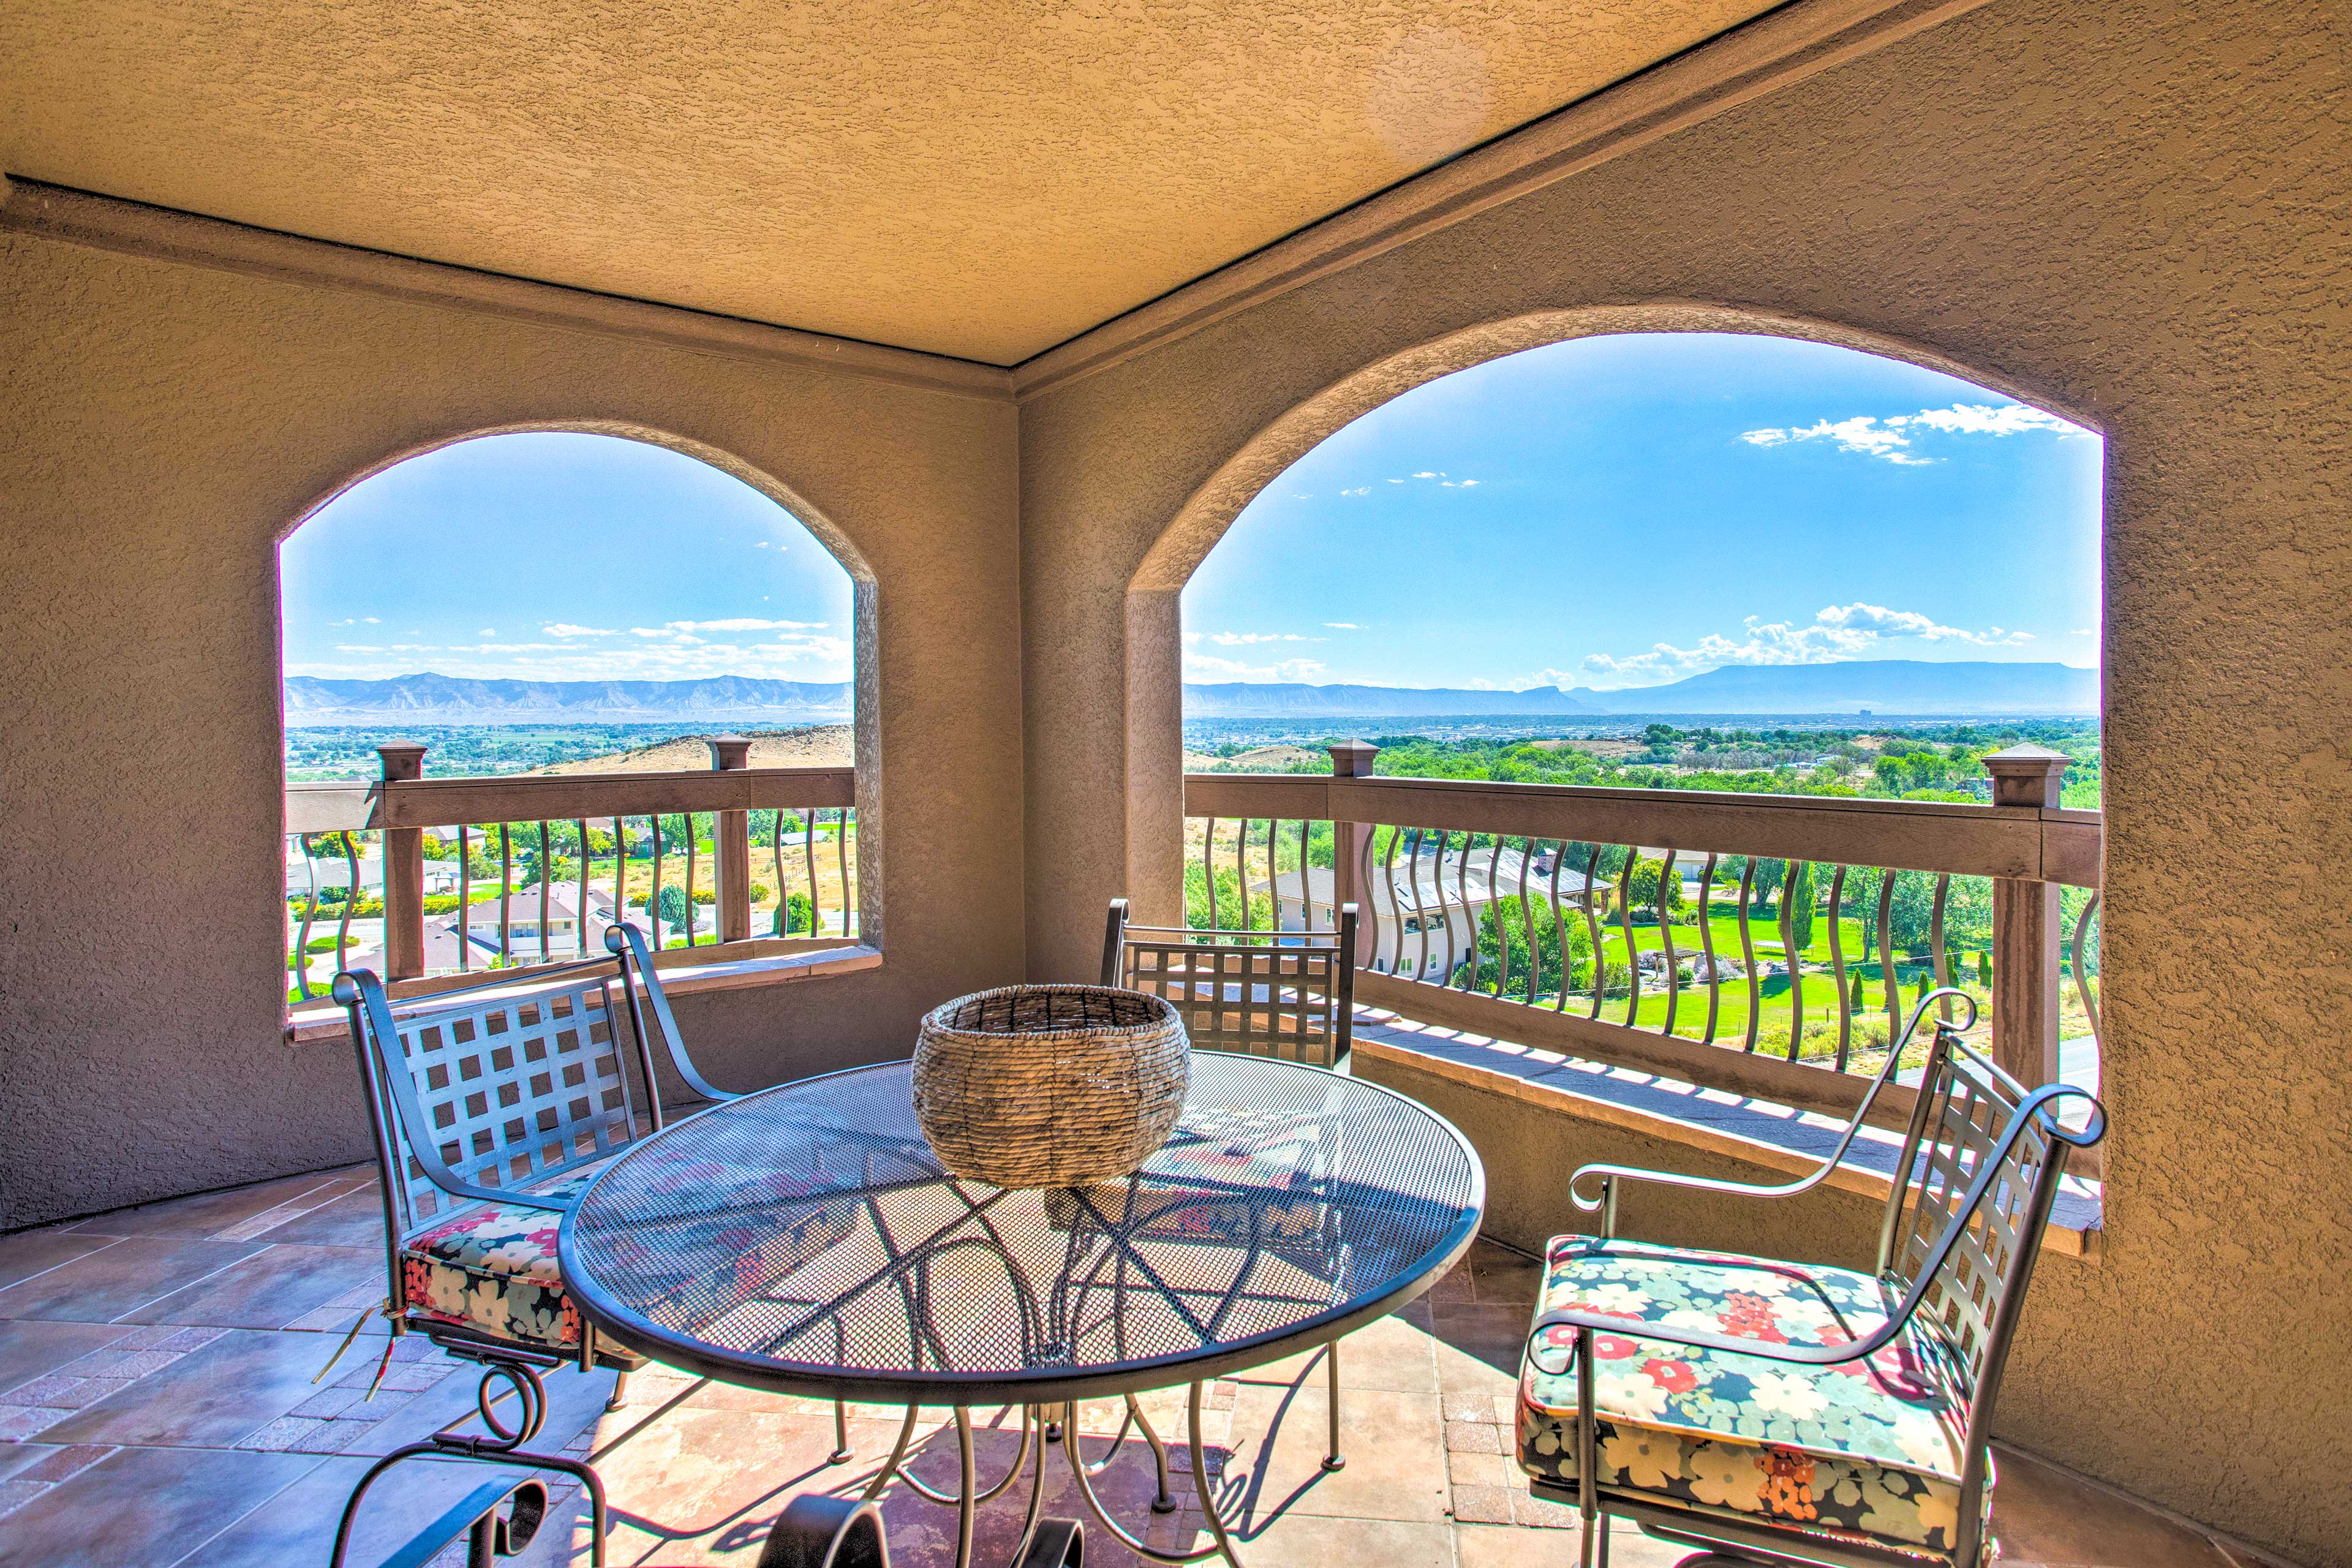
[282,333,2101,692]
[281,433,855,684]
[1182,332,2101,688]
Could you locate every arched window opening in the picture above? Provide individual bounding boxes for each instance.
[1175,331,2104,1115]
[279,432,862,1003]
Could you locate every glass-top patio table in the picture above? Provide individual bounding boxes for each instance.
[559,1054,1485,1567]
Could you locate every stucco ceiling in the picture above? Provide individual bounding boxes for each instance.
[0,1,1776,365]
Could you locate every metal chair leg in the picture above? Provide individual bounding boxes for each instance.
[1322,1340,1345,1471]
[831,1398,854,1464]
[605,1368,630,1414]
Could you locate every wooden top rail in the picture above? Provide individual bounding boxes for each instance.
[284,765,856,833]
[1183,771,2101,887]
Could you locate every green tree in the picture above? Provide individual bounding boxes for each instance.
[1626,858,1686,919]
[655,883,691,933]
[1473,894,1594,997]
[1850,968,1867,1011]
[774,889,815,935]
[1976,949,1992,986]
[1785,861,1816,952]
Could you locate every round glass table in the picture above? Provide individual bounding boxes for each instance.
[560,1054,1484,1567]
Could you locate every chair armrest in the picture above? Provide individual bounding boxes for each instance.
[412,1173,576,1216]
[1569,989,1978,1235]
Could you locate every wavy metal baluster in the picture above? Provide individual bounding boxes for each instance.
[1295,820,1314,931]
[804,809,821,938]
[1379,826,1403,975]
[1779,861,1804,1061]
[1453,832,1474,990]
[1426,828,1450,986]
[768,810,786,935]
[684,813,700,948]
[574,818,590,957]
[1406,829,1432,982]
[1616,851,1640,1028]
[1547,842,1570,1012]
[650,816,668,952]
[837,809,853,937]
[1656,850,1680,1037]
[1581,845,1608,1021]
[288,835,323,1000]
[1200,818,1220,930]
[538,821,553,963]
[1826,865,1851,1071]
[1931,873,1953,1021]
[1232,817,1253,932]
[455,826,471,973]
[332,831,358,981]
[498,824,513,962]
[611,816,626,940]
[1738,858,1762,1052]
[1487,834,1509,1000]
[1697,853,1720,1044]
[2071,892,2103,1043]
[1877,869,1898,1042]
[1518,838,1539,1007]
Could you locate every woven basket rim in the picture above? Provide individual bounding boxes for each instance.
[920,982,1180,1041]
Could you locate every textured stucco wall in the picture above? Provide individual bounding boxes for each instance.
[0,231,1024,1231]
[1017,1,2350,1560]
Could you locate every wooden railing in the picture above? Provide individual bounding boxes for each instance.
[1185,742,2101,1143]
[284,737,859,1003]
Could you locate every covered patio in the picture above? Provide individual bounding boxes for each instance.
[3,0,2345,1565]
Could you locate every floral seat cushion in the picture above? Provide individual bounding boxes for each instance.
[399,1158,858,1352]
[1518,1237,1977,1555]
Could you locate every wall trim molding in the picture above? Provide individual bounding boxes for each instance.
[0,175,1017,402]
[1007,0,1994,401]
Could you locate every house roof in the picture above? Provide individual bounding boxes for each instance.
[0,1,1777,365]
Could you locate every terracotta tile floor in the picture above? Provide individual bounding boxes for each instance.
[0,1166,2258,1567]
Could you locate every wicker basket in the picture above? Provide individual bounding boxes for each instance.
[911,984,1191,1188]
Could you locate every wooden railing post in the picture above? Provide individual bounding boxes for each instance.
[376,741,428,980]
[1983,744,2070,1088]
[1327,741,1380,971]
[707,735,755,943]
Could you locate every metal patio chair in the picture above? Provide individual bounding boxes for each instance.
[1515,989,2105,1568]
[1099,895,1360,1469]
[328,921,853,1559]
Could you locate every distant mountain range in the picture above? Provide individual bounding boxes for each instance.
[285,660,2097,726]
[1186,661,2098,717]
[284,673,854,724]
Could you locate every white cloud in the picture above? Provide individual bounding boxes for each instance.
[1340,486,1371,497]
[1385,478,1404,484]
[1441,478,1479,488]
[477,627,497,636]
[1184,652,1327,683]
[1740,402,2090,465]
[363,617,380,624]
[1577,601,2034,687]
[753,540,785,550]
[1323,622,1362,630]
[542,624,617,638]
[663,617,826,633]
[1413,471,1442,479]
[1207,631,1324,646]
[330,618,354,627]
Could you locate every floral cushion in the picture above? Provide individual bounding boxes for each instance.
[1517,1237,1979,1556]
[399,1158,857,1353]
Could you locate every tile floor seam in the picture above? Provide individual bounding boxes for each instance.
[0,1235,131,1300]
[102,1247,278,1324]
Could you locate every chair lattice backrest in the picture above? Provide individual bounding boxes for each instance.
[344,962,645,1232]
[1102,899,1357,1069]
[1876,1025,2077,1392]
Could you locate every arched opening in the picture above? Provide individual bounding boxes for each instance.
[1138,317,2105,1112]
[277,429,874,1000]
